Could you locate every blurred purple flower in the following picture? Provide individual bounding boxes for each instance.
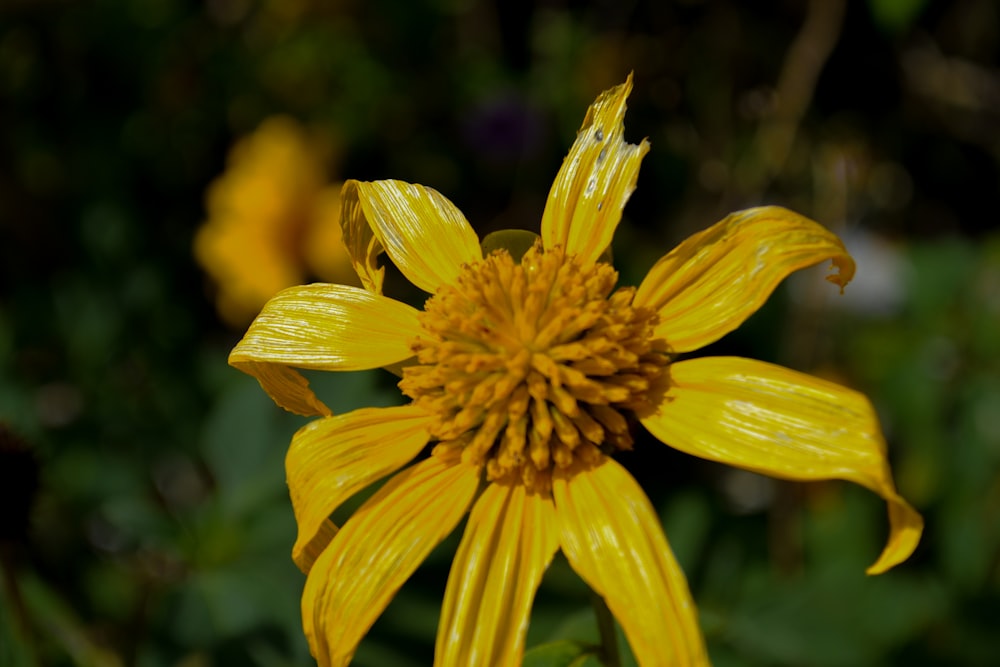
[462,93,545,164]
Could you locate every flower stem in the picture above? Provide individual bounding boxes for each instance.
[590,591,621,667]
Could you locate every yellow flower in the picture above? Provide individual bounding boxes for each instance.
[229,76,923,666]
[195,116,357,327]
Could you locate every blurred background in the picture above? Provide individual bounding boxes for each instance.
[1,0,998,665]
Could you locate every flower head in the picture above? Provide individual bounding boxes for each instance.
[195,116,356,327]
[230,76,923,666]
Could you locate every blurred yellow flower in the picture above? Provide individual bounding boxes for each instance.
[230,76,923,666]
[195,116,357,327]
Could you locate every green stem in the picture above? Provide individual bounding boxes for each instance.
[590,591,621,667]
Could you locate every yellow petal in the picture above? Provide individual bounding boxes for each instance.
[231,360,331,417]
[286,406,434,573]
[634,206,855,353]
[540,73,650,264]
[340,180,387,293]
[302,455,479,667]
[348,179,483,294]
[640,356,923,574]
[553,458,709,667]
[295,518,337,578]
[435,483,558,666]
[228,284,422,415]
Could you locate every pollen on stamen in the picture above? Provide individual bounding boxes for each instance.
[399,242,668,493]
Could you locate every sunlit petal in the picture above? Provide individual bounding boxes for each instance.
[634,206,855,353]
[554,458,709,666]
[540,73,650,264]
[302,455,479,667]
[286,406,434,573]
[641,356,923,574]
[435,483,558,666]
[340,180,387,293]
[349,179,483,293]
[229,284,422,415]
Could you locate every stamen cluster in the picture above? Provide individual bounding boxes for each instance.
[399,244,666,492]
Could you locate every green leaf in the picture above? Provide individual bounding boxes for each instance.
[481,229,541,262]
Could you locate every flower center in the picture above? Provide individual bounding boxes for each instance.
[399,243,666,492]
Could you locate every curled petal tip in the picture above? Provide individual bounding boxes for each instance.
[865,493,924,575]
[826,254,857,294]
